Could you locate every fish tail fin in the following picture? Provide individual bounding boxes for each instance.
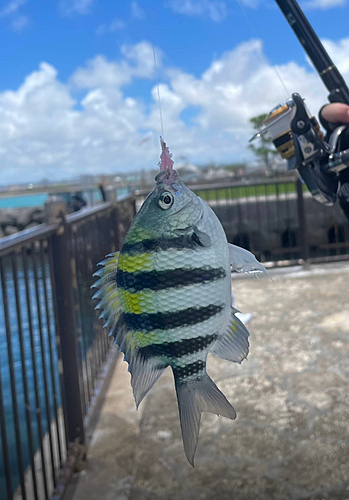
[174,372,236,466]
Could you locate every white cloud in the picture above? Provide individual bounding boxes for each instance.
[167,0,227,22]
[0,0,26,17]
[71,55,132,89]
[130,0,145,19]
[11,14,29,31]
[322,38,349,73]
[145,40,330,159]
[58,0,93,16]
[0,0,29,32]
[302,0,347,9]
[121,42,162,78]
[96,19,125,35]
[1,38,349,184]
[71,42,162,89]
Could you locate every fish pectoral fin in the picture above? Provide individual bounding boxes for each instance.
[228,243,268,276]
[174,372,236,466]
[210,309,250,364]
[192,225,211,247]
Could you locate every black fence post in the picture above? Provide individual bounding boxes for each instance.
[296,179,310,265]
[111,204,121,251]
[51,217,86,449]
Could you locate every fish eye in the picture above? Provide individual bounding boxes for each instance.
[158,191,174,210]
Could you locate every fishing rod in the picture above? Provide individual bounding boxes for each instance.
[250,0,349,219]
[275,0,349,104]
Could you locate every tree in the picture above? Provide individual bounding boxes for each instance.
[248,113,278,172]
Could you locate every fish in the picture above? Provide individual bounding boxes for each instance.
[92,138,266,466]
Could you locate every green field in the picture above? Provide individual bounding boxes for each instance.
[193,181,300,202]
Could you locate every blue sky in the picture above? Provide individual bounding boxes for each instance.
[0,0,349,184]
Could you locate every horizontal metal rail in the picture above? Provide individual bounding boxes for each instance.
[0,200,120,257]
[66,201,113,224]
[0,223,57,256]
[135,176,298,197]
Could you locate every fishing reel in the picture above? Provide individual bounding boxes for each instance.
[250,93,349,206]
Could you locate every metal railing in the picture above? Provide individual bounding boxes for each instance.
[0,198,136,500]
[136,176,349,265]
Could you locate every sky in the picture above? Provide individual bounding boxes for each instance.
[0,0,349,184]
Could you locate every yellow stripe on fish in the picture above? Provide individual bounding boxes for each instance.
[118,252,154,273]
[132,330,161,348]
[119,289,156,315]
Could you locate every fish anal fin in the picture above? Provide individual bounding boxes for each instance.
[174,372,236,466]
[211,309,250,364]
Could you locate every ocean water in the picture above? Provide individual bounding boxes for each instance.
[0,256,61,500]
[0,186,132,210]
[0,193,48,209]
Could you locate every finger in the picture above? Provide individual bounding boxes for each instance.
[321,103,349,123]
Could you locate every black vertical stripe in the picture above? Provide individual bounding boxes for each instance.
[116,267,226,292]
[139,333,218,360]
[173,360,206,380]
[121,235,200,254]
[124,304,224,332]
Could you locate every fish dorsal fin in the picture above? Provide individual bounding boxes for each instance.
[92,252,122,330]
[228,243,268,276]
[93,252,167,407]
[210,307,250,364]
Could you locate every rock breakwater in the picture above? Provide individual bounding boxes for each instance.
[0,207,44,238]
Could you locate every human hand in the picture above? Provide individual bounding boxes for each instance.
[321,103,349,124]
[320,102,349,220]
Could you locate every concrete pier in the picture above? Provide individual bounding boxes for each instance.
[64,262,349,500]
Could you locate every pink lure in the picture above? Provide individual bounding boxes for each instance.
[159,136,174,171]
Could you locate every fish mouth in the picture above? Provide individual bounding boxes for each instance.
[155,168,179,186]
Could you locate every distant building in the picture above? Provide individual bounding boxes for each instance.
[202,167,231,181]
[77,174,96,185]
[175,162,199,182]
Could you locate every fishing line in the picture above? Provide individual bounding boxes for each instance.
[153,46,165,139]
[234,0,290,99]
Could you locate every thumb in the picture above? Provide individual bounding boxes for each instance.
[321,103,349,124]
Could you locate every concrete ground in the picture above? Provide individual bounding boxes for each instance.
[64,262,349,500]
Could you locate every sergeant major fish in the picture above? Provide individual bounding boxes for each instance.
[93,138,266,466]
